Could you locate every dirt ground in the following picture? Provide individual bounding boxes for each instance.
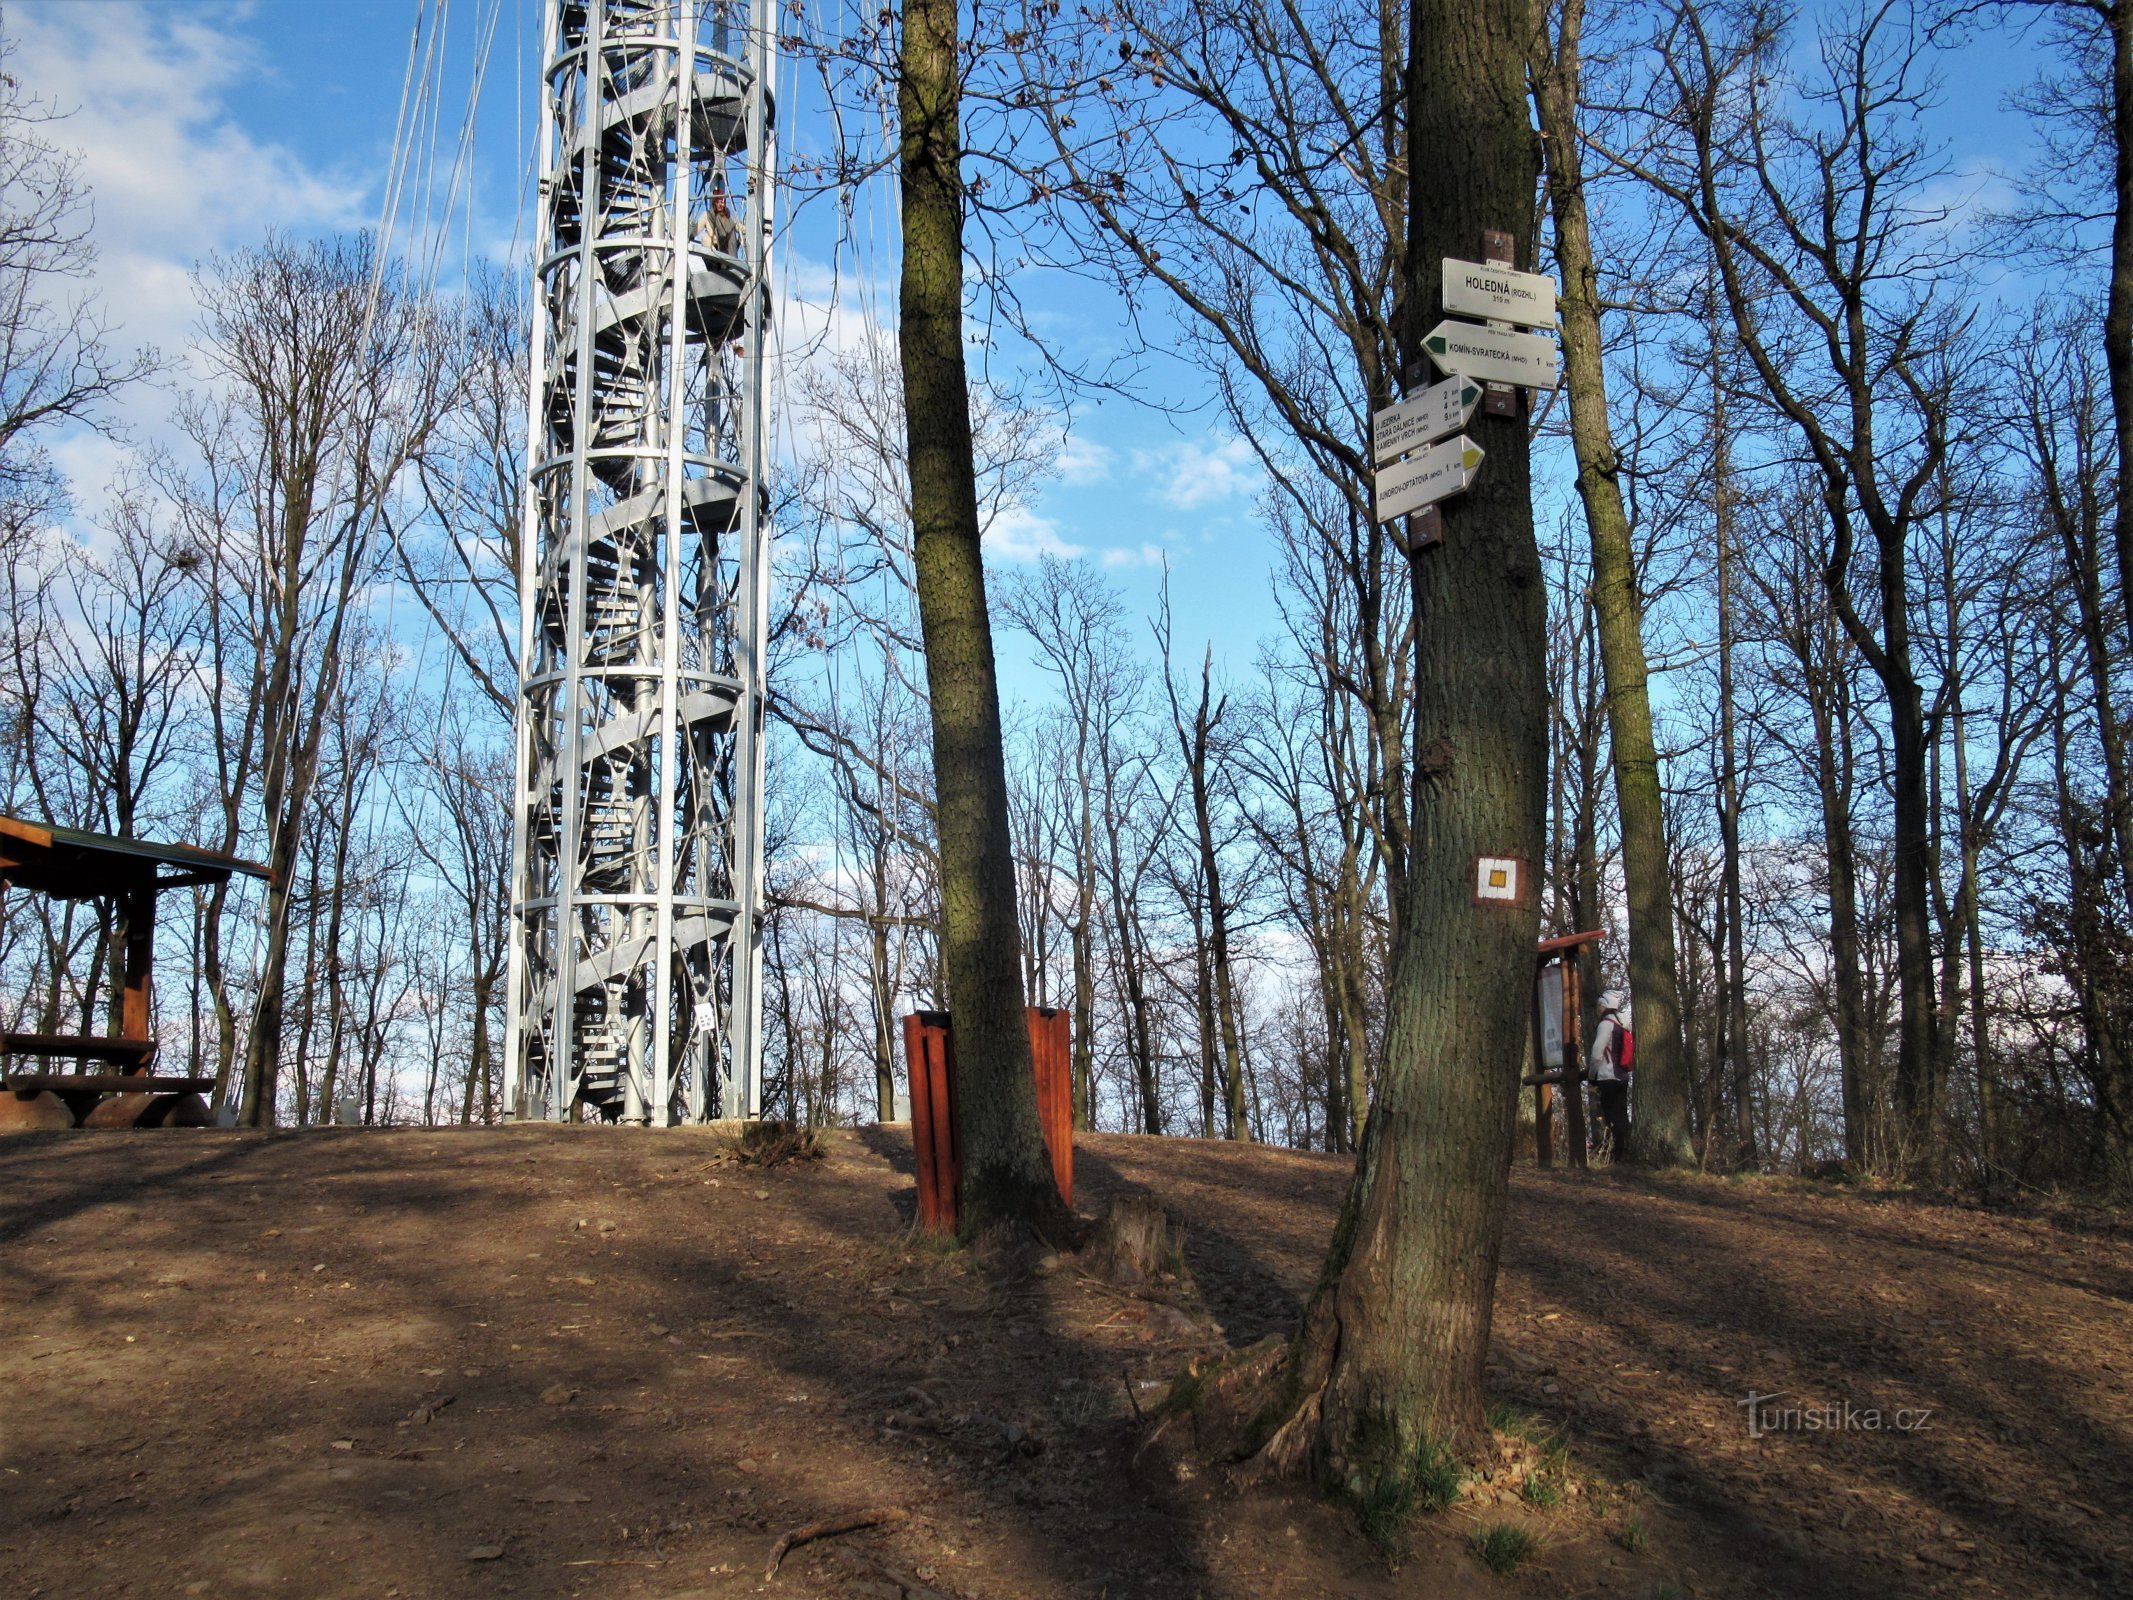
[2,1126,2129,1599]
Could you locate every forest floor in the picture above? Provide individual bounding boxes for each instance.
[2,1125,2130,1600]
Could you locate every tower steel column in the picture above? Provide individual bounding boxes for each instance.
[507,0,774,1124]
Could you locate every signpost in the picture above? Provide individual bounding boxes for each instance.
[1442,257,1558,328]
[1373,434,1484,523]
[1370,235,1558,539]
[1422,320,1560,390]
[1372,376,1483,465]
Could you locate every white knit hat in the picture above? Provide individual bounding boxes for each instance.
[1599,990,1627,1014]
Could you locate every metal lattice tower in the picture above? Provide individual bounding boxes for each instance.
[506,0,773,1124]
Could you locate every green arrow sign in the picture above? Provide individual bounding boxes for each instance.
[1423,320,1558,389]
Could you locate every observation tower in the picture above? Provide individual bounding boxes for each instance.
[507,0,774,1124]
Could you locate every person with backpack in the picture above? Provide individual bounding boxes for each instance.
[1588,990,1634,1161]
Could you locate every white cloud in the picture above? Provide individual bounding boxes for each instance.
[8,2,366,524]
[1055,435,1113,485]
[1137,434,1258,509]
[13,3,364,366]
[984,505,1085,563]
[1099,542,1166,570]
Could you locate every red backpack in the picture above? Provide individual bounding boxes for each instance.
[1609,1021,1635,1073]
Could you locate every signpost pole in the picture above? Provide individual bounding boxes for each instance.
[1481,229,1519,419]
[1403,359,1443,548]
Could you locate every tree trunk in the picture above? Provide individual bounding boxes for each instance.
[2108,6,2133,662]
[1874,522,1942,1173]
[1317,948,1350,1153]
[871,915,897,1121]
[202,878,237,1109]
[1265,0,1545,1492]
[1122,923,1161,1134]
[1070,910,1095,1127]
[1812,665,1875,1168]
[1712,321,1754,1165]
[1530,0,1692,1164]
[239,825,303,1127]
[1338,874,1373,1150]
[898,0,1066,1237]
[295,841,325,1127]
[1191,892,1217,1138]
[1174,649,1252,1141]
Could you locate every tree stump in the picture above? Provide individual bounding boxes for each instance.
[1085,1192,1175,1286]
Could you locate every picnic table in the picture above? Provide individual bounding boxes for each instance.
[0,816,266,1128]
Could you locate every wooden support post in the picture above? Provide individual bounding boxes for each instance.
[1401,359,1444,549]
[1531,967,1553,1169]
[1563,958,1589,1170]
[119,878,156,1060]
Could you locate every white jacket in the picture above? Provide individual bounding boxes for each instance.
[1588,1015,1622,1083]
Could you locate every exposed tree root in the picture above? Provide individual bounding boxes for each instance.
[763,1506,909,1579]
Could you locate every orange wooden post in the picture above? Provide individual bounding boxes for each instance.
[902,1007,1075,1232]
[902,1012,960,1232]
[1027,1006,1073,1207]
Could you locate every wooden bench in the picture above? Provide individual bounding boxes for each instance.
[4,1074,214,1096]
[2,1032,159,1069]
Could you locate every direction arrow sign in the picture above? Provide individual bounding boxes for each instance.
[1374,434,1485,522]
[1373,376,1484,465]
[1423,320,1559,390]
[1442,257,1558,328]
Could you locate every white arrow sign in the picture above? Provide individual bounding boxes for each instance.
[1423,320,1559,390]
[1442,257,1558,328]
[1374,434,1485,522]
[1372,376,1484,465]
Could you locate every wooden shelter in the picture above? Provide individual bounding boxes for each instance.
[1,815,268,1124]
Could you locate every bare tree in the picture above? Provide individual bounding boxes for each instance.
[171,234,458,1125]
[0,37,155,503]
[1531,0,1695,1163]
[1001,558,1133,1126]
[1610,0,1978,1171]
[1156,579,1251,1138]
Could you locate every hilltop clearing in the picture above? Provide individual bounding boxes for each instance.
[2,1128,2128,1597]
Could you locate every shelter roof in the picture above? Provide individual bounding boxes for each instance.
[1536,929,1607,958]
[0,815,270,900]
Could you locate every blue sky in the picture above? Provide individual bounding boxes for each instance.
[12,0,1274,707]
[9,0,2054,710]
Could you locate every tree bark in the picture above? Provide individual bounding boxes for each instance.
[898,0,1067,1237]
[1263,0,1545,1492]
[1530,0,1693,1164]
